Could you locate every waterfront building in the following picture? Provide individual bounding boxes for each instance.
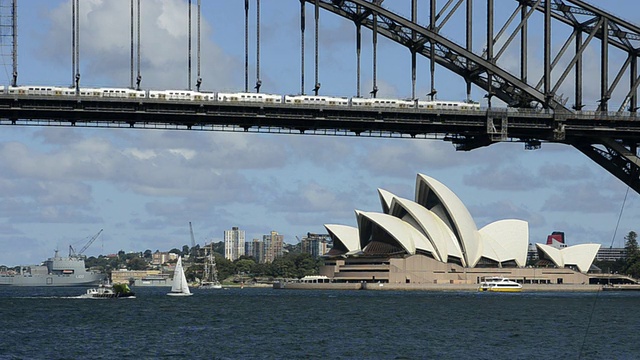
[111,269,170,285]
[224,227,245,261]
[320,173,602,285]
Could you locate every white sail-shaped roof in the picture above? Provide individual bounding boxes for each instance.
[562,244,601,273]
[479,220,529,267]
[355,210,439,260]
[324,224,360,254]
[388,195,465,265]
[477,232,502,263]
[377,188,395,214]
[415,174,481,267]
[537,243,600,273]
[537,243,564,268]
[318,173,610,271]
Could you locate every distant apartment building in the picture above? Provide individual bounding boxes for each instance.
[152,251,178,265]
[300,233,331,258]
[263,231,284,263]
[224,227,246,261]
[241,231,284,263]
[245,238,264,262]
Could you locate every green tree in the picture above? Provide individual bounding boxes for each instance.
[212,241,225,255]
[295,254,319,277]
[190,244,200,258]
[251,262,269,277]
[128,257,147,270]
[625,231,640,278]
[216,256,235,281]
[235,258,256,275]
[270,257,296,278]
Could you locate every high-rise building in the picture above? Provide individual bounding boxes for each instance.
[245,238,263,262]
[263,230,284,263]
[224,227,245,261]
[301,233,331,258]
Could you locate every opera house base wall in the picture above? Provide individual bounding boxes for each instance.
[321,254,592,286]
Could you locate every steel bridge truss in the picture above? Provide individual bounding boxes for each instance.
[308,0,640,192]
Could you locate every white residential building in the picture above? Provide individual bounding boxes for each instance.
[224,227,245,261]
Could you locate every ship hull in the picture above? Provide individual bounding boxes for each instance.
[0,273,105,286]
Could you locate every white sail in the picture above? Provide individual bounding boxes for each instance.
[167,256,193,296]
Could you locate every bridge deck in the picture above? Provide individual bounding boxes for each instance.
[1,96,639,145]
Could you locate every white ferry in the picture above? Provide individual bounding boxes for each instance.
[478,277,523,292]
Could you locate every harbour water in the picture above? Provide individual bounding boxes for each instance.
[0,286,638,359]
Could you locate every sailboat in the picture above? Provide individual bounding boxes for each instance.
[167,256,193,297]
[200,252,222,289]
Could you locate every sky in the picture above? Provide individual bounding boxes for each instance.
[0,0,639,266]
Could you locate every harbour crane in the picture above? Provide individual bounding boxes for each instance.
[69,229,103,258]
[189,222,196,249]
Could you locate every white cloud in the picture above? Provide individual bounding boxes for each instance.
[40,0,236,90]
[1,1,639,266]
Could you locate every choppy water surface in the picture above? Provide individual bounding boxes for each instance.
[0,287,638,359]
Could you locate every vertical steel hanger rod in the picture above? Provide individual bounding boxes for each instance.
[256,0,261,92]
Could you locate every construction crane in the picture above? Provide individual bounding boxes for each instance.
[189,222,196,249]
[69,229,103,258]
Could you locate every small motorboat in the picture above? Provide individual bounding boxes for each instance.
[81,283,136,299]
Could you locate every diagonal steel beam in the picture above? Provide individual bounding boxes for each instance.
[493,1,539,62]
[573,138,640,193]
[306,0,565,109]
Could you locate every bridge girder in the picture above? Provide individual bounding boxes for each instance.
[308,0,560,110]
[308,0,640,112]
[573,138,640,193]
[306,0,640,193]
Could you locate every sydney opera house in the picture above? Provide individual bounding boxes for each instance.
[319,174,601,286]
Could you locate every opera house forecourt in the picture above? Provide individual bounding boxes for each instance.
[319,173,604,289]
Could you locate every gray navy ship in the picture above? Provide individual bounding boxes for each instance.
[0,249,106,286]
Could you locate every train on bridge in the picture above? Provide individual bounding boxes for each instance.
[2,85,480,111]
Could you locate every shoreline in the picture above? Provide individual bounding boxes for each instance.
[272,282,632,292]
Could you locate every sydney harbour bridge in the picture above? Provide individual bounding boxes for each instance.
[1,1,640,193]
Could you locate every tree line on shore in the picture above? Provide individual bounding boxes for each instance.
[83,241,323,282]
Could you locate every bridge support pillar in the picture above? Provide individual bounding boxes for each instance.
[486,113,507,142]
